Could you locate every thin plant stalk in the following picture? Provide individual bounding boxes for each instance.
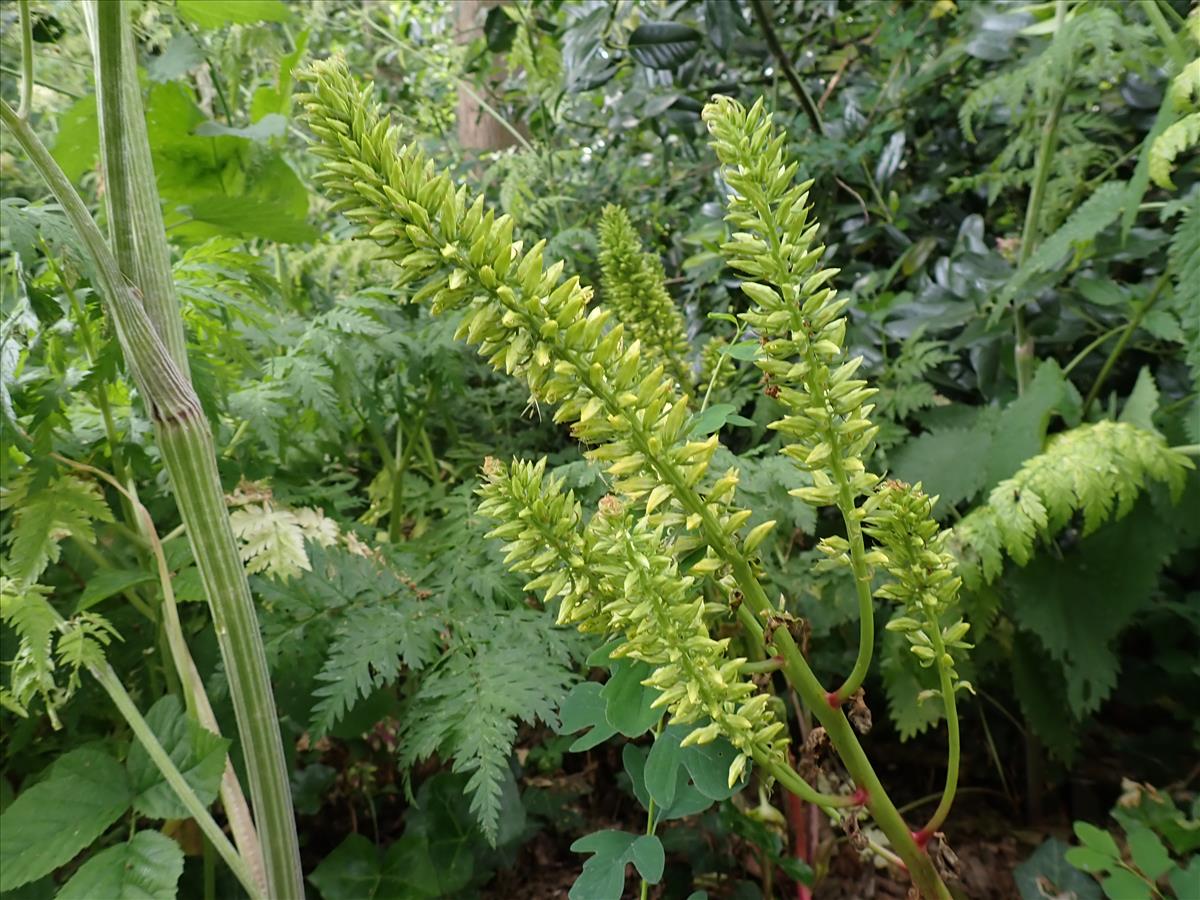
[0,87,303,900]
[1081,273,1169,416]
[1012,0,1069,395]
[17,0,33,119]
[85,4,302,893]
[88,662,264,900]
[53,454,268,895]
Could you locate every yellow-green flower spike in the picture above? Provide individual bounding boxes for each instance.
[864,480,971,693]
[477,458,788,788]
[702,96,880,509]
[298,58,760,566]
[597,205,693,388]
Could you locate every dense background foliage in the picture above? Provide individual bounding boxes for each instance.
[1,1,1197,898]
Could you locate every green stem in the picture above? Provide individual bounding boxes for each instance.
[85,6,301,892]
[918,629,960,836]
[0,63,82,99]
[1062,325,1124,376]
[1140,0,1187,71]
[17,0,33,119]
[1081,273,1168,416]
[85,1,190,375]
[1013,0,1069,395]
[828,466,875,706]
[388,402,427,543]
[749,0,824,136]
[1172,444,1200,457]
[90,663,263,900]
[55,454,268,894]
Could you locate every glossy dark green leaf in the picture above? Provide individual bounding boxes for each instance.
[627,23,703,70]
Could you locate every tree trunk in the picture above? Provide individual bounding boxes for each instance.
[455,0,518,151]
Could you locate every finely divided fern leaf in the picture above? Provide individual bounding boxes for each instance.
[950,421,1193,587]
[997,181,1127,314]
[310,601,442,735]
[1,475,114,587]
[398,609,579,845]
[1150,113,1200,190]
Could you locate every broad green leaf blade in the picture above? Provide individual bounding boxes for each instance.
[601,659,663,737]
[629,835,665,884]
[627,23,703,70]
[127,695,230,820]
[77,569,156,612]
[308,834,381,900]
[1014,838,1102,900]
[569,830,638,900]
[56,831,184,900]
[175,0,291,28]
[556,682,619,751]
[1125,824,1173,881]
[1074,822,1121,859]
[0,749,131,892]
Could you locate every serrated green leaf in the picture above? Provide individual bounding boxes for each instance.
[1118,367,1159,433]
[0,749,131,892]
[890,424,993,512]
[127,696,229,820]
[1,475,114,587]
[56,831,184,900]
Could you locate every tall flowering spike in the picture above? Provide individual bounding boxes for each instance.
[478,458,788,788]
[863,481,972,694]
[299,58,761,573]
[597,205,693,388]
[702,96,880,509]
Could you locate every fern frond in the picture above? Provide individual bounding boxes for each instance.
[597,205,693,387]
[1150,113,1200,190]
[310,601,442,735]
[950,421,1193,588]
[1,474,114,587]
[398,608,578,845]
[0,580,58,721]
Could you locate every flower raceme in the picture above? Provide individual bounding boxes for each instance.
[703,95,880,510]
[297,57,757,570]
[477,458,787,789]
[301,60,968,895]
[597,204,693,388]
